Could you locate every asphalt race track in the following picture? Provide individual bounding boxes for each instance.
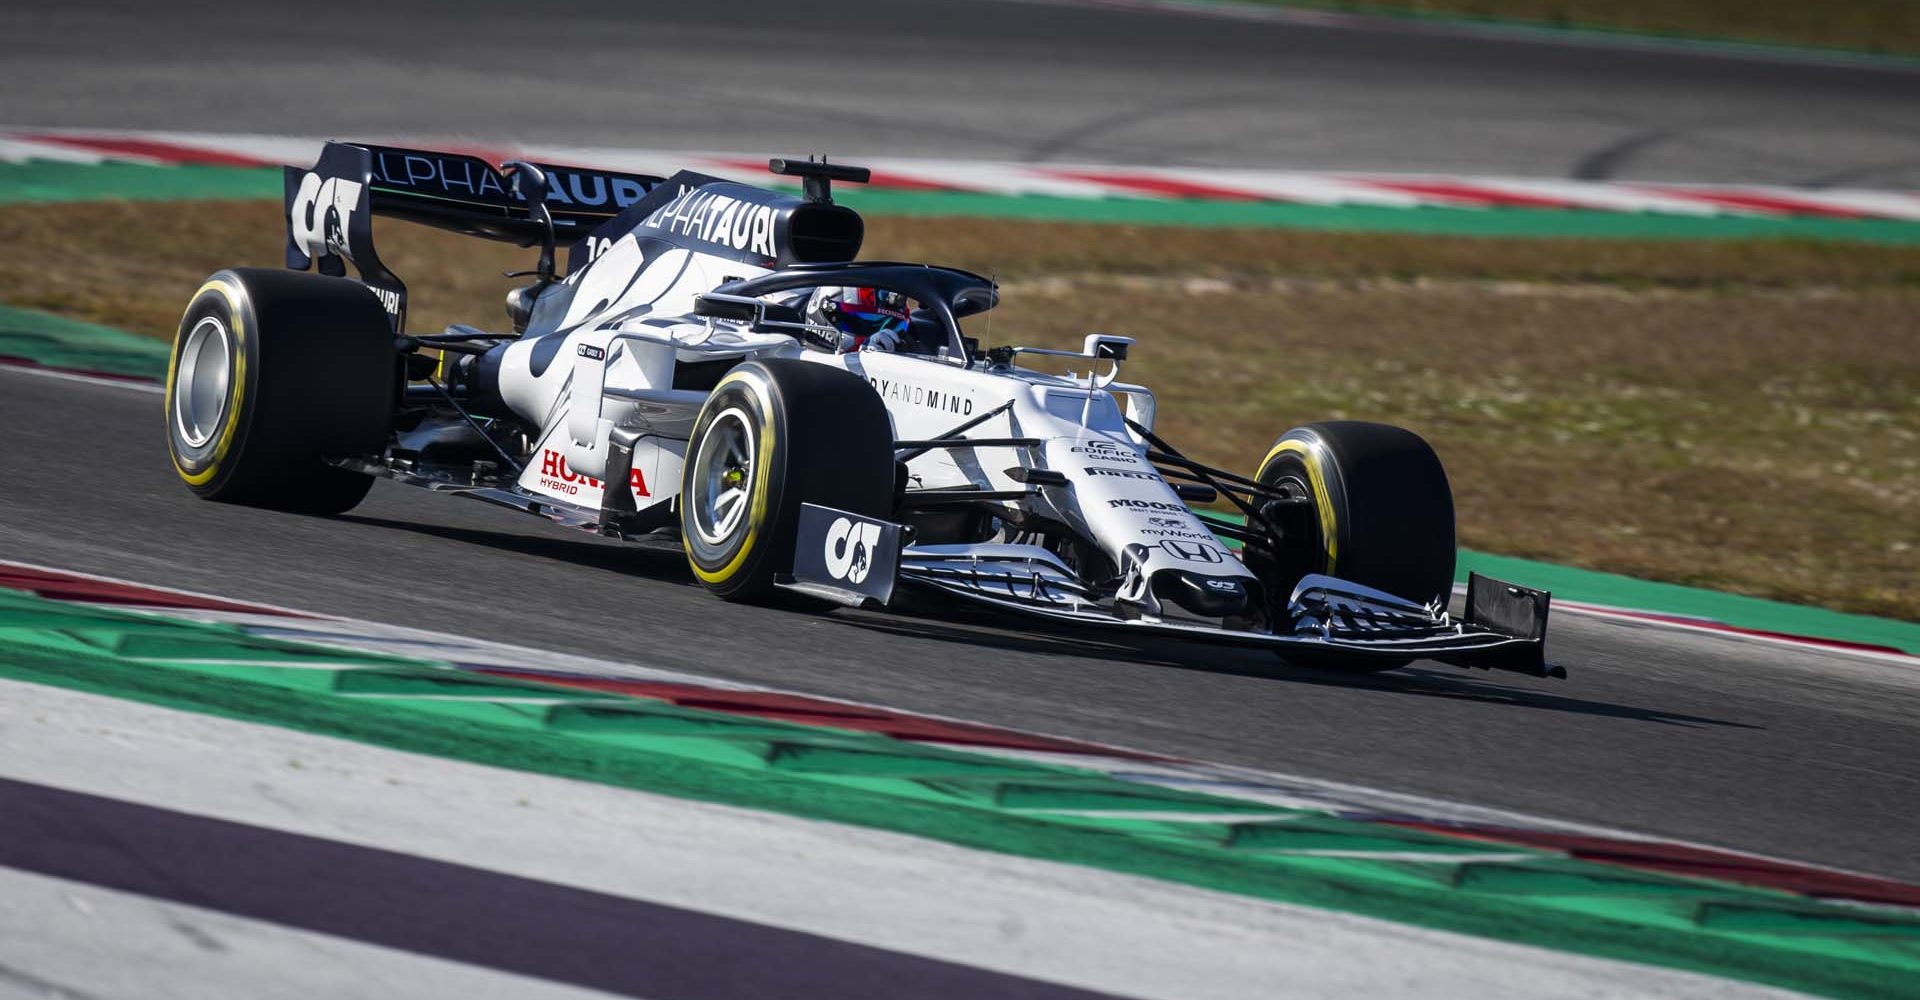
[2,0,1919,185]
[3,0,1918,897]
[5,368,1917,883]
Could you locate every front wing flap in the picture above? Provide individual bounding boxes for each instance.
[898,555,1559,678]
[904,571,1560,678]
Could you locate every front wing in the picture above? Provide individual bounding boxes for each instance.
[788,505,1560,679]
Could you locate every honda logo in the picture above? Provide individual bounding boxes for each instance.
[1160,539,1223,563]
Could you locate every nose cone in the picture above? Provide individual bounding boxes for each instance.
[1152,570,1249,618]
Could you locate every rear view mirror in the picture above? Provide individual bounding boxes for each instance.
[1084,333,1134,361]
[501,160,557,285]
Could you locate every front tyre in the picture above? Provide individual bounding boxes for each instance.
[1254,421,1456,606]
[1252,421,1456,671]
[680,359,895,602]
[166,269,398,515]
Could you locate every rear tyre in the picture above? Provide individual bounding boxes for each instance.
[1252,421,1456,670]
[166,269,398,515]
[681,359,895,602]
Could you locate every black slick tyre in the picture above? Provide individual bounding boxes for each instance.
[680,359,895,602]
[1253,421,1456,670]
[165,268,397,515]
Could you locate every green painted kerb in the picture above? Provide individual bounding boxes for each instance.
[0,161,282,204]
[1,586,1916,999]
[1210,510,1920,656]
[1457,549,1920,657]
[0,303,169,379]
[837,189,1920,245]
[6,159,1920,244]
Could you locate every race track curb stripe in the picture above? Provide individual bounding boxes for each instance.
[1455,550,1920,661]
[6,129,1920,242]
[1,575,1917,999]
[12,560,1912,911]
[0,303,170,381]
[0,160,281,204]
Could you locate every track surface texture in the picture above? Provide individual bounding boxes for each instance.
[5,367,1917,883]
[1,0,1918,185]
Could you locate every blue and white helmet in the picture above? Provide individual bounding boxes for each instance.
[807,286,911,352]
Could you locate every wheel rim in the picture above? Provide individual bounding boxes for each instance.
[1260,463,1328,578]
[690,407,757,546]
[174,316,232,449]
[1270,474,1311,504]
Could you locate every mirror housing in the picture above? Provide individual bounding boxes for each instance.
[505,284,541,334]
[502,160,557,284]
[1084,333,1134,361]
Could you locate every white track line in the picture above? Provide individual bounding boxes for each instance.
[0,361,164,393]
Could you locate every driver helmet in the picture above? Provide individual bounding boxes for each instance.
[807,286,910,352]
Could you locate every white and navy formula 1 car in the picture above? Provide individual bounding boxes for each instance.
[164,142,1557,677]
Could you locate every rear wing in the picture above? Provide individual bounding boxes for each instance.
[283,141,663,333]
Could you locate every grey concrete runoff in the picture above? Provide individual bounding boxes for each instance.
[0,0,1916,186]
[3,365,1918,883]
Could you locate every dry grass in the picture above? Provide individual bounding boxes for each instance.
[1253,1,1920,55]
[2,200,1915,619]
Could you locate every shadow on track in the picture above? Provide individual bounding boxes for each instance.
[832,606,1757,732]
[339,515,693,580]
[340,513,1752,731]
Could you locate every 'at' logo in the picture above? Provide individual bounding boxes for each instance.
[289,173,363,261]
[825,516,879,584]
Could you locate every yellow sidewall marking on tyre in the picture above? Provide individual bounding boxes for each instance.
[687,370,778,585]
[1261,438,1338,571]
[167,278,249,486]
